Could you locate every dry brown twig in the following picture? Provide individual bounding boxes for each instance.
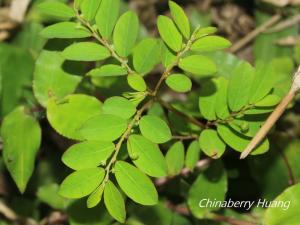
[265,14,300,33]
[240,66,300,159]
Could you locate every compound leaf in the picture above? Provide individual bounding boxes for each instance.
[185,140,200,171]
[88,64,127,77]
[179,55,217,76]
[166,141,185,176]
[169,1,190,39]
[40,22,91,39]
[62,42,110,61]
[102,96,136,119]
[127,135,167,177]
[115,161,158,205]
[37,1,75,20]
[59,168,105,199]
[113,11,139,57]
[81,0,101,21]
[127,74,147,92]
[62,141,115,170]
[166,74,192,93]
[104,181,126,223]
[157,15,182,52]
[79,114,127,141]
[199,129,226,158]
[139,115,172,144]
[191,36,231,52]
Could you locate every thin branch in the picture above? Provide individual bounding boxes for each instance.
[240,66,300,159]
[155,159,211,187]
[9,0,31,23]
[229,14,281,53]
[158,98,206,129]
[172,135,198,140]
[277,149,296,185]
[265,14,300,33]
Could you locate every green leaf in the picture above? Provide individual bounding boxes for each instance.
[157,15,182,52]
[264,183,300,225]
[185,140,200,170]
[37,183,68,210]
[215,77,230,119]
[165,74,192,93]
[199,79,218,120]
[179,55,217,76]
[160,42,176,68]
[102,96,136,119]
[166,141,185,176]
[255,94,281,107]
[104,181,126,223]
[33,51,82,107]
[115,161,158,205]
[127,74,147,92]
[79,114,127,141]
[227,62,255,112]
[195,26,217,38]
[62,42,110,61]
[87,185,104,208]
[188,161,227,219]
[40,22,91,39]
[113,11,139,57]
[169,1,190,39]
[62,141,115,170]
[81,0,101,21]
[88,64,127,77]
[96,0,120,39]
[191,36,231,52]
[47,94,102,140]
[59,168,104,199]
[133,38,160,74]
[139,115,172,144]
[249,62,277,104]
[199,129,226,158]
[127,135,167,177]
[1,107,41,193]
[217,124,269,155]
[37,1,75,20]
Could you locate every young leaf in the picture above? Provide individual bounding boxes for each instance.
[40,22,91,39]
[104,181,126,223]
[133,38,160,74]
[79,114,127,141]
[157,15,182,52]
[169,1,190,39]
[191,36,231,52]
[96,0,120,39]
[166,141,185,176]
[81,0,101,21]
[88,64,127,77]
[102,96,136,119]
[113,11,139,57]
[62,42,110,61]
[185,140,200,170]
[62,141,115,170]
[165,74,192,93]
[127,135,167,177]
[255,94,281,107]
[37,1,75,20]
[217,124,269,155]
[1,107,41,193]
[188,161,227,219]
[195,26,217,38]
[127,74,147,92]
[179,55,217,76]
[115,161,158,205]
[249,62,277,104]
[199,79,218,121]
[34,51,82,107]
[139,115,172,144]
[87,185,104,208]
[47,94,102,140]
[228,62,255,112]
[199,129,226,158]
[59,168,105,199]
